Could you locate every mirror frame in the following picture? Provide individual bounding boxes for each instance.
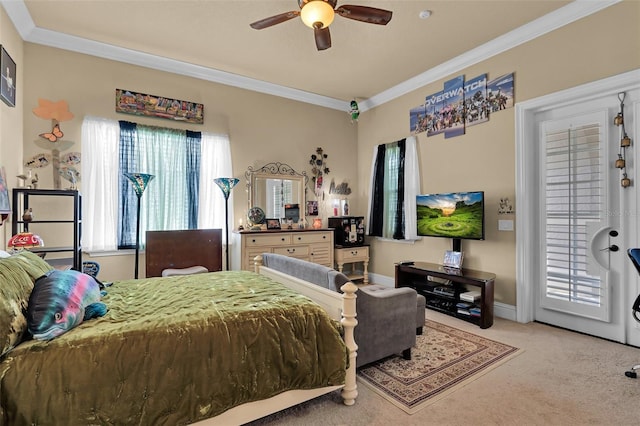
[246,162,308,222]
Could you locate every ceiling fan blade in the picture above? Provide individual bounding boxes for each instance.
[250,11,300,29]
[336,5,393,25]
[314,27,331,51]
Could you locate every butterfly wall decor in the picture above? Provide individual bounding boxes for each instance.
[39,123,64,142]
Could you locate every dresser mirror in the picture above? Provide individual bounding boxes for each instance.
[246,162,308,225]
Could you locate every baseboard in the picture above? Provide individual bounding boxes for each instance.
[369,273,517,322]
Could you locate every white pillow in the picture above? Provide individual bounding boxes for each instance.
[0,250,11,258]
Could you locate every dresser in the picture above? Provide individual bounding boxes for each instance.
[232,229,334,271]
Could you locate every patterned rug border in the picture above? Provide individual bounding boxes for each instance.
[356,320,523,414]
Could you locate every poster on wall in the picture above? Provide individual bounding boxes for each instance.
[463,74,489,127]
[409,103,429,134]
[115,89,204,124]
[443,75,465,139]
[486,73,515,113]
[425,90,444,137]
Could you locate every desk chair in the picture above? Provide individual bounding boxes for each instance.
[625,248,640,378]
[145,229,223,278]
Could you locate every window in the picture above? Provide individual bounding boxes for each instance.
[366,136,420,240]
[81,116,234,252]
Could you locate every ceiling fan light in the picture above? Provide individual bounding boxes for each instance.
[301,0,335,29]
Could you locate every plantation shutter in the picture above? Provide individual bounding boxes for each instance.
[543,120,607,317]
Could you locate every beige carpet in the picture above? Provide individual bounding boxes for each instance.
[247,310,640,425]
[357,320,522,414]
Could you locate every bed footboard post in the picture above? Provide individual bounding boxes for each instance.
[254,255,264,273]
[339,281,358,406]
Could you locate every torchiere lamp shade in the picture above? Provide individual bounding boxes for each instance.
[214,178,239,199]
[124,173,155,197]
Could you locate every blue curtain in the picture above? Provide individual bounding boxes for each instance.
[393,139,406,240]
[118,121,138,249]
[368,144,386,237]
[186,130,201,229]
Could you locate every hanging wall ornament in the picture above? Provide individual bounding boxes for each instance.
[349,100,360,123]
[614,92,632,188]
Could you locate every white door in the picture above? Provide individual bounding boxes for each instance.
[534,104,627,342]
[516,71,640,346]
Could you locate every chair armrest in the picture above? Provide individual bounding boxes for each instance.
[354,285,418,367]
[357,285,418,325]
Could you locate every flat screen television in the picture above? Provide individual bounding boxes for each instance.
[416,191,485,251]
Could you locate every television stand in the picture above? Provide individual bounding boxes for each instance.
[395,261,495,329]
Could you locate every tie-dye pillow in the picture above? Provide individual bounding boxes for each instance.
[27,269,107,341]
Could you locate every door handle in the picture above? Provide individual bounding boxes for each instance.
[600,245,619,252]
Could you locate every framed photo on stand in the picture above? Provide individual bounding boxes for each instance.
[443,250,464,269]
[266,218,281,230]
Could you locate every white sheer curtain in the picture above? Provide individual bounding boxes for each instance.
[198,133,234,244]
[81,116,120,251]
[366,136,420,240]
[403,136,420,240]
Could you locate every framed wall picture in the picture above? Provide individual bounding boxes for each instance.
[266,218,281,230]
[0,46,16,107]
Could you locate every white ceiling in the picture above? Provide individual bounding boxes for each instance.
[1,0,620,111]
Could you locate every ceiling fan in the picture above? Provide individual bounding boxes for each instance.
[250,0,393,51]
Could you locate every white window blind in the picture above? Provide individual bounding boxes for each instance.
[544,123,602,307]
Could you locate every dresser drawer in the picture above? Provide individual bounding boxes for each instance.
[335,246,369,262]
[293,232,331,245]
[245,233,292,246]
[274,245,310,258]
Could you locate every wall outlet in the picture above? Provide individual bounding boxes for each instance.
[498,219,514,231]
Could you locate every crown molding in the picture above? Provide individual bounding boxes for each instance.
[358,0,621,112]
[1,0,620,113]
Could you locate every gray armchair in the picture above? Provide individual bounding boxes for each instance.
[260,253,425,368]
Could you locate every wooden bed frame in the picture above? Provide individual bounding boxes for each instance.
[195,255,359,425]
[145,229,223,277]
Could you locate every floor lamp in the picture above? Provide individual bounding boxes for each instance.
[214,177,239,271]
[124,172,155,279]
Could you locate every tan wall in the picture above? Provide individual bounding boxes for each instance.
[0,7,24,248]
[7,2,640,296]
[20,44,357,281]
[357,1,640,305]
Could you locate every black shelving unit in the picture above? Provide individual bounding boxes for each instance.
[12,188,82,271]
[395,261,495,329]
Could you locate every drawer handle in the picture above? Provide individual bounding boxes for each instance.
[351,251,358,255]
[281,238,286,241]
[297,236,302,240]
[288,248,296,253]
[252,239,256,243]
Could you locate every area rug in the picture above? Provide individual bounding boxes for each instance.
[357,320,522,414]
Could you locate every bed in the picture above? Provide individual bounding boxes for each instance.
[0,250,358,425]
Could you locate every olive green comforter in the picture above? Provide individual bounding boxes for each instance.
[0,271,347,425]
